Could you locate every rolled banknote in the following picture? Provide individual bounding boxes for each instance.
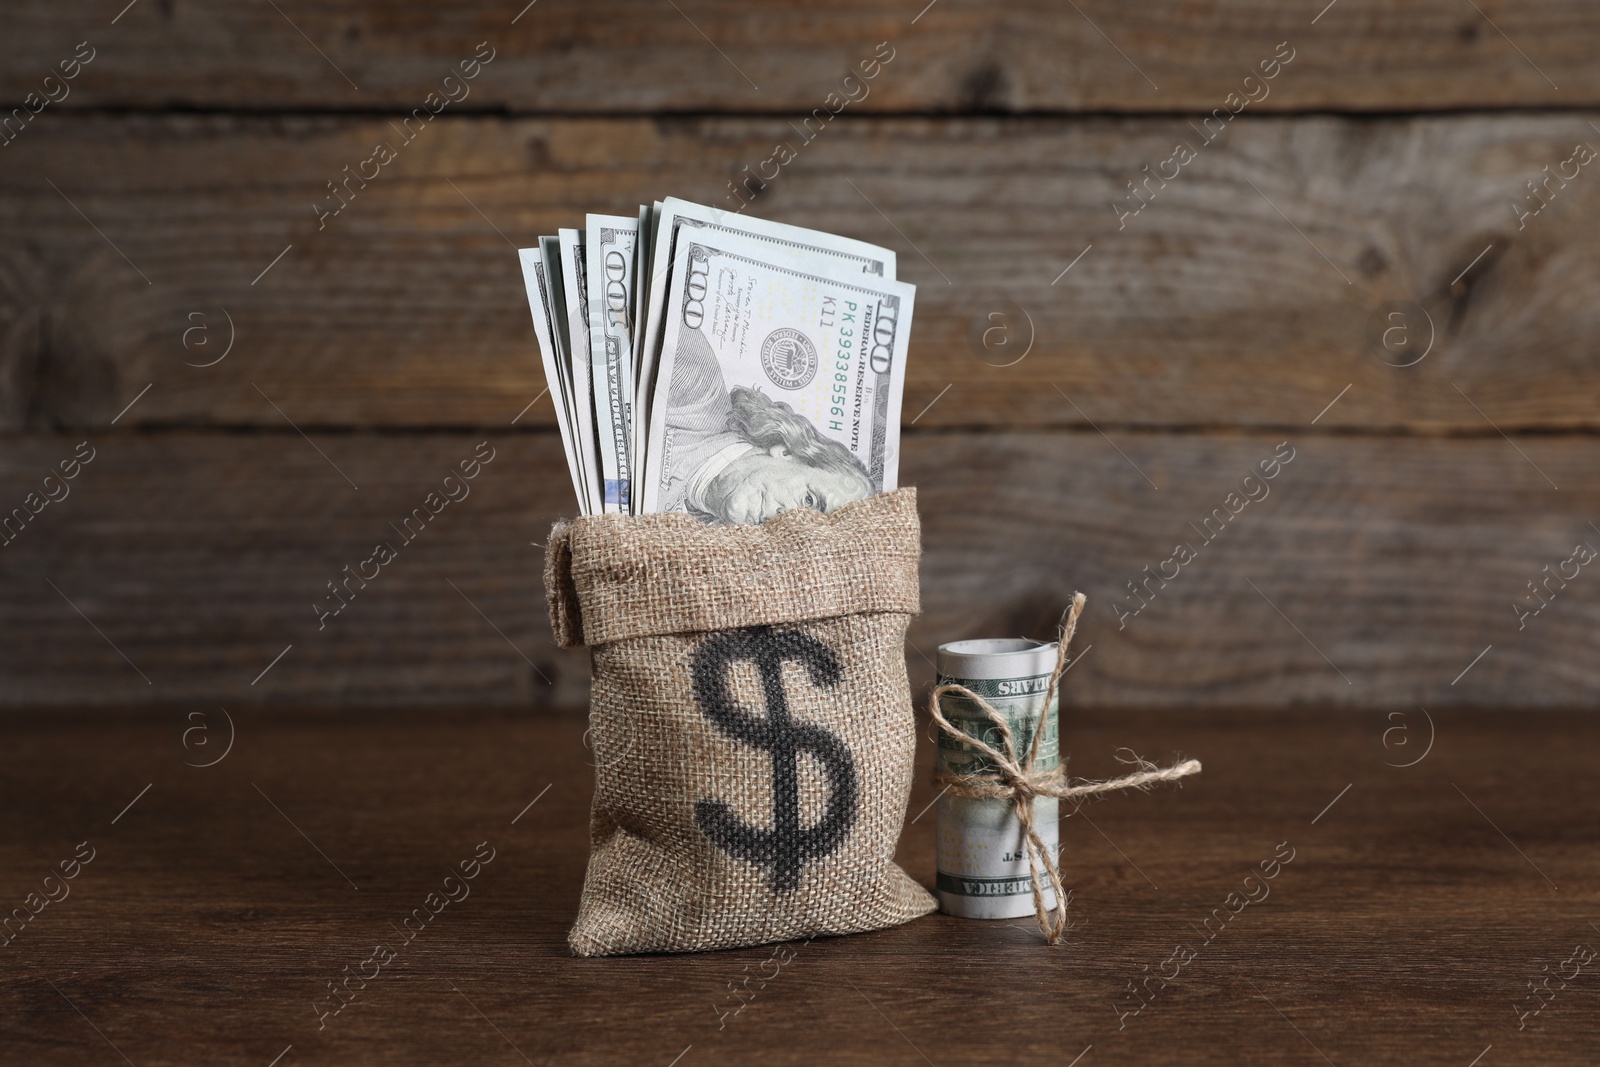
[639,229,912,524]
[935,638,1061,919]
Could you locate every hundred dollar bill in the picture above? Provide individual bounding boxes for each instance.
[935,638,1061,920]
[536,235,582,493]
[630,201,660,489]
[639,229,912,524]
[634,203,651,329]
[542,234,598,514]
[542,235,602,515]
[585,213,638,513]
[633,198,897,495]
[516,246,590,513]
[556,229,604,516]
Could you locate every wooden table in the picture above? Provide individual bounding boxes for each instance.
[3,707,1594,1065]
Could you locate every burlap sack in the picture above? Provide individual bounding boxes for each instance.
[545,488,936,956]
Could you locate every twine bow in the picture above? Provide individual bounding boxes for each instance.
[928,593,1202,945]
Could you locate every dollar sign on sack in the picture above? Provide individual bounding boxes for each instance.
[691,626,858,893]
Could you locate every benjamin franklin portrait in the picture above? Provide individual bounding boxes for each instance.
[656,325,872,524]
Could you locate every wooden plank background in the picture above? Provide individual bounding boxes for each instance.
[3,0,1597,111]
[1,1,1597,710]
[2,432,1596,709]
[5,114,1600,433]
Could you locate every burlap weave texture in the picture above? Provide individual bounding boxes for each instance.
[546,489,936,956]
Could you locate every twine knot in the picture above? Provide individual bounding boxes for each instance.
[928,592,1202,945]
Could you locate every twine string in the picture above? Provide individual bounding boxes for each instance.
[927,592,1203,945]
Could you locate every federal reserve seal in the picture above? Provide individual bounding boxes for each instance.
[760,328,817,390]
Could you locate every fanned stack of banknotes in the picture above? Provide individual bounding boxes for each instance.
[516,197,914,526]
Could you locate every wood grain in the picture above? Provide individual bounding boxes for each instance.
[3,0,1597,112]
[3,113,1600,434]
[2,429,1595,710]
[0,706,1594,1065]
